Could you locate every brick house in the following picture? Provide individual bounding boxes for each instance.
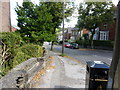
[64,27,72,40]
[71,28,80,41]
[98,21,116,41]
[80,29,90,38]
[11,26,17,32]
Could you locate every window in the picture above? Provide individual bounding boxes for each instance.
[100,31,109,40]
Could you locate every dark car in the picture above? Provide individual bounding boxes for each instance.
[70,43,79,49]
[64,43,71,48]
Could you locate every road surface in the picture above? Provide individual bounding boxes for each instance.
[45,42,113,65]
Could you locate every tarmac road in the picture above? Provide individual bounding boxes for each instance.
[45,42,113,65]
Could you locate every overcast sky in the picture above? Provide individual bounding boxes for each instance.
[10,0,118,28]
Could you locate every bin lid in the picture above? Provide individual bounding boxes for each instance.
[86,61,109,69]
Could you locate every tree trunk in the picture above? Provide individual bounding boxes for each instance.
[50,27,56,51]
[50,41,54,51]
[90,33,94,49]
[90,29,95,49]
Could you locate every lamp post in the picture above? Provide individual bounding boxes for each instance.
[62,2,65,54]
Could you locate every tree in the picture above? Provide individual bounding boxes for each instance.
[15,1,74,46]
[39,2,74,50]
[76,2,115,48]
[15,1,54,44]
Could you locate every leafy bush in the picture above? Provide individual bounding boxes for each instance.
[0,32,43,78]
[0,32,22,61]
[16,43,43,58]
[76,39,90,47]
[59,41,63,44]
[93,40,114,47]
[12,51,31,68]
[0,32,23,77]
[0,32,22,49]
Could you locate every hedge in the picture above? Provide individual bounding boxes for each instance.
[76,40,114,48]
[93,40,114,47]
[0,32,43,78]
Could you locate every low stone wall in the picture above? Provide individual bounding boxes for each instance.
[0,49,50,89]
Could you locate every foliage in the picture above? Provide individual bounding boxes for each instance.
[1,43,43,77]
[16,43,43,58]
[77,2,115,31]
[59,53,67,57]
[0,32,22,66]
[93,40,114,47]
[39,2,74,50]
[12,43,43,68]
[0,32,22,77]
[75,34,90,48]
[76,2,116,48]
[0,32,43,77]
[15,1,54,43]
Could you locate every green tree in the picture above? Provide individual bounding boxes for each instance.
[15,1,74,46]
[40,2,74,50]
[15,1,54,44]
[76,2,115,48]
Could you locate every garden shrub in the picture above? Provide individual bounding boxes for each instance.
[0,32,22,60]
[12,43,43,68]
[12,51,31,68]
[0,32,43,78]
[0,32,22,77]
[93,40,114,47]
[16,43,43,57]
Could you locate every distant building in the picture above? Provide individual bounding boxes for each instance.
[92,21,116,41]
[71,28,80,41]
[0,0,11,32]
[98,22,116,40]
[58,30,63,41]
[11,26,17,32]
[64,27,72,40]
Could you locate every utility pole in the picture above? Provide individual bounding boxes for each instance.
[62,2,65,54]
[108,1,120,89]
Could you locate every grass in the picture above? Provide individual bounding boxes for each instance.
[59,53,67,57]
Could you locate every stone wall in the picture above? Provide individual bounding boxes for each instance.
[0,49,50,89]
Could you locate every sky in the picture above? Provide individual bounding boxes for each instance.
[10,0,119,28]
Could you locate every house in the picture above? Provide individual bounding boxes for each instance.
[92,21,116,41]
[58,27,72,42]
[11,26,17,32]
[98,21,116,41]
[58,30,63,42]
[64,27,72,40]
[71,28,80,41]
[80,29,91,39]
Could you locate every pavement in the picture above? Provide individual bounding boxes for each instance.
[31,51,86,88]
[31,42,112,88]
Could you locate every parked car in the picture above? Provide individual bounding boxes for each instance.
[70,43,79,49]
[64,43,71,48]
